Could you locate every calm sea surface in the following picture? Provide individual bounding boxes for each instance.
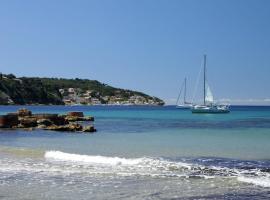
[0,105,270,199]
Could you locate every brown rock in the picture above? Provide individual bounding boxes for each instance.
[32,114,67,125]
[18,108,32,117]
[65,116,79,122]
[45,125,67,131]
[83,116,94,121]
[19,117,37,128]
[37,124,47,129]
[82,125,96,133]
[68,123,83,131]
[67,112,84,117]
[44,123,83,132]
[65,116,94,122]
[52,116,67,125]
[37,119,53,126]
[0,114,19,128]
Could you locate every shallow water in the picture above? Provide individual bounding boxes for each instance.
[0,105,270,199]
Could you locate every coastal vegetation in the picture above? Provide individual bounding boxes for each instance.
[0,74,164,105]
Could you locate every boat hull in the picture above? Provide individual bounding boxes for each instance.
[176,104,192,109]
[191,105,230,114]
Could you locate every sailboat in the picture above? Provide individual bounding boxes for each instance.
[176,77,193,109]
[191,55,230,113]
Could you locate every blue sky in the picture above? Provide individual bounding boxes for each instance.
[0,0,269,104]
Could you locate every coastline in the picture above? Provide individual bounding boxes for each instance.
[0,105,270,199]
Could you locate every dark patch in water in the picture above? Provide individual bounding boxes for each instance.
[186,157,270,170]
[147,190,270,200]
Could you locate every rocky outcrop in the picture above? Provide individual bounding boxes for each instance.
[0,114,19,128]
[44,123,96,133]
[33,114,67,125]
[37,119,53,126]
[65,112,94,122]
[82,125,96,132]
[0,108,96,133]
[18,108,32,117]
[19,117,38,128]
[67,112,84,117]
[65,116,94,122]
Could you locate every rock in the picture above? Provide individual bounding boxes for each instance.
[44,125,69,131]
[51,116,67,126]
[67,112,84,117]
[45,123,83,132]
[0,109,96,133]
[68,123,83,131]
[37,124,47,129]
[37,119,53,126]
[0,114,19,128]
[33,114,67,125]
[17,124,25,128]
[18,108,32,117]
[82,125,96,133]
[65,116,79,122]
[82,116,94,121]
[19,117,37,128]
[33,113,58,119]
[65,116,94,122]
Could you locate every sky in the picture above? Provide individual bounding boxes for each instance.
[0,0,269,105]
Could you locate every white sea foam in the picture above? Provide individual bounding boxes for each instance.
[45,151,149,165]
[44,151,194,169]
[3,150,270,188]
[238,176,270,188]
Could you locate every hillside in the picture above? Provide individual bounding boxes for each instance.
[0,74,164,106]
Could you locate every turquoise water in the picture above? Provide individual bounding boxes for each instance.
[0,105,270,199]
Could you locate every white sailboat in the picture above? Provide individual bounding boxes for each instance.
[176,77,193,109]
[191,55,230,114]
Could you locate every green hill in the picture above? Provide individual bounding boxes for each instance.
[0,74,164,105]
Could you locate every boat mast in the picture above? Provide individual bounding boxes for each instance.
[184,77,186,103]
[203,54,206,105]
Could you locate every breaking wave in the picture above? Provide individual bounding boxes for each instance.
[45,151,146,165]
[237,176,270,188]
[1,150,270,188]
[43,151,270,188]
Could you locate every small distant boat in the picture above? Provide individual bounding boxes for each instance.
[191,55,230,114]
[176,77,193,109]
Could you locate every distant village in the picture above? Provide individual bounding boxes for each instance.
[59,88,161,105]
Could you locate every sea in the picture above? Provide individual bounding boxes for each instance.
[0,105,270,200]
